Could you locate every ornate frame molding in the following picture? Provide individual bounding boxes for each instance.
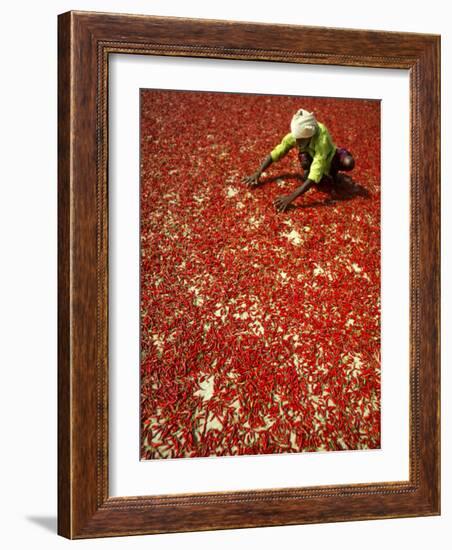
[58,11,440,538]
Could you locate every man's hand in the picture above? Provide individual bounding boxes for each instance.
[242,172,261,188]
[274,179,315,211]
[243,155,273,189]
[274,194,294,212]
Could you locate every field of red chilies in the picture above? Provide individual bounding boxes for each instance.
[140,90,381,460]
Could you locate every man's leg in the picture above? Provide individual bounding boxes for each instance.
[298,152,312,180]
[330,148,355,182]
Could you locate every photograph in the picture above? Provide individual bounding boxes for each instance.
[140,89,382,460]
[0,0,443,544]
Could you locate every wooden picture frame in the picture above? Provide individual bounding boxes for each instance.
[58,11,440,539]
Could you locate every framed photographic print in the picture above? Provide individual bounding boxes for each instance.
[58,11,440,538]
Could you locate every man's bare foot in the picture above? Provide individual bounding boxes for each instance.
[333,173,353,186]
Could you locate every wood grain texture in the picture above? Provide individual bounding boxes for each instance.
[57,10,440,539]
[57,10,72,539]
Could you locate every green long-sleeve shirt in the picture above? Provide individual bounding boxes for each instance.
[270,122,336,183]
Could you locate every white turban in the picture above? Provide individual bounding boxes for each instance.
[290,109,318,139]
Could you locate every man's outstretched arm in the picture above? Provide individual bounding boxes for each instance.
[274,178,315,212]
[243,133,296,188]
[242,155,273,188]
